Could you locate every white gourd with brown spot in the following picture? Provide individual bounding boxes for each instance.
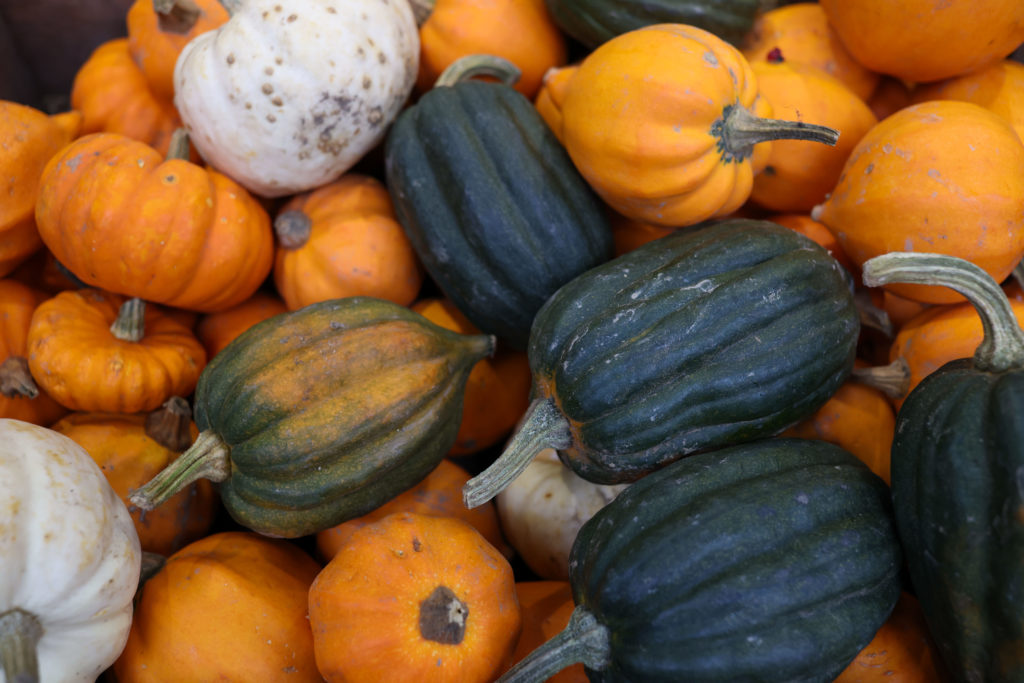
[0,419,141,683]
[173,0,419,197]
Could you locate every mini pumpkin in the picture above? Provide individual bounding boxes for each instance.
[533,63,577,143]
[194,290,287,359]
[506,581,586,683]
[911,59,1024,142]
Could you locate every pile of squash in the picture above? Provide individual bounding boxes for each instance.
[1,0,1022,680]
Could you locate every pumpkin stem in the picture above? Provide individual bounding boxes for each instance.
[463,397,571,508]
[218,0,241,16]
[145,396,194,451]
[498,605,610,682]
[854,290,894,339]
[129,429,231,511]
[406,0,434,26]
[166,128,191,161]
[110,297,146,342]
[274,210,313,250]
[0,608,43,683]
[435,55,522,89]
[0,357,39,399]
[1012,258,1024,292]
[715,104,840,163]
[153,0,201,34]
[850,358,910,400]
[134,551,167,610]
[862,252,1024,372]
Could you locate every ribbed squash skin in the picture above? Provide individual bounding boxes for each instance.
[571,438,903,682]
[891,359,1024,682]
[531,218,859,483]
[193,296,493,537]
[544,0,762,49]
[385,80,613,350]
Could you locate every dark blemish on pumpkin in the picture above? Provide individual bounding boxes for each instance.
[66,155,82,172]
[274,4,282,11]
[363,76,372,89]
[703,51,719,66]
[412,537,422,551]
[367,38,376,47]
[378,52,387,65]
[267,114,277,123]
[272,97,284,106]
[763,165,776,176]
[245,102,253,110]
[226,54,235,65]
[262,10,269,19]
[865,163,874,174]
[164,174,177,184]
[333,94,356,111]
[368,106,384,126]
[262,83,274,95]
[265,66,274,76]
[356,46,366,58]
[275,57,283,65]
[544,491,553,499]
[327,6,337,13]
[313,114,325,125]
[287,13,297,22]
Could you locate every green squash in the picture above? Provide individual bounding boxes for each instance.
[501,438,903,682]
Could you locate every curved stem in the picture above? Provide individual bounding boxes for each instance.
[0,609,42,683]
[0,357,39,399]
[274,210,313,250]
[144,396,194,451]
[129,430,231,511]
[715,104,839,163]
[498,606,610,682]
[153,0,201,34]
[435,55,521,89]
[850,358,910,400]
[463,398,571,508]
[407,0,434,25]
[862,252,1024,372]
[110,298,146,342]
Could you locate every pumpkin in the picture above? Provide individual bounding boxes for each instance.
[559,23,840,228]
[308,512,521,682]
[194,289,287,359]
[114,531,322,682]
[533,63,578,143]
[26,289,206,413]
[608,211,676,257]
[502,438,902,682]
[50,398,217,556]
[862,251,1024,681]
[129,297,494,538]
[0,418,141,683]
[173,0,419,197]
[0,101,80,277]
[273,174,423,310]
[768,212,857,275]
[8,248,89,296]
[911,59,1024,142]
[866,76,915,121]
[812,100,1024,304]
[507,581,586,683]
[35,130,275,312]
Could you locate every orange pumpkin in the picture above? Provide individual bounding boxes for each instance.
[812,101,1024,304]
[8,248,90,295]
[35,131,274,312]
[308,512,521,682]
[911,59,1024,143]
[506,581,586,683]
[195,289,287,359]
[534,63,578,143]
[417,0,566,98]
[866,76,915,121]
[50,399,217,555]
[768,213,856,275]
[0,102,81,277]
[559,24,839,227]
[114,531,322,682]
[609,211,677,257]
[412,297,531,455]
[879,291,931,331]
[27,289,206,413]
[273,174,423,311]
[315,458,509,562]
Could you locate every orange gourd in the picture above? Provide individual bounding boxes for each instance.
[768,213,856,275]
[819,0,1024,84]
[867,76,915,121]
[0,102,80,277]
[416,0,567,98]
[411,297,531,455]
[506,581,586,683]
[35,130,274,312]
[609,212,676,257]
[273,174,423,311]
[912,59,1024,143]
[559,24,839,227]
[812,101,1024,304]
[114,531,322,682]
[533,64,578,143]
[50,398,217,555]
[26,289,206,413]
[315,458,509,562]
[194,290,287,359]
[308,512,521,682]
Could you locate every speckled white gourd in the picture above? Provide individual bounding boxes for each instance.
[173,0,419,197]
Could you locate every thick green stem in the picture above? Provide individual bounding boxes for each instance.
[862,252,1024,372]
[274,210,313,250]
[129,430,231,511]
[463,398,571,508]
[851,358,910,400]
[435,55,521,89]
[110,298,146,342]
[0,609,42,683]
[0,357,39,399]
[498,606,610,682]
[715,104,839,163]
[166,128,191,161]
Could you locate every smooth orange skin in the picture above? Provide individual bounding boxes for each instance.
[126,0,229,102]
[534,64,578,144]
[813,101,1024,304]
[912,60,1024,143]
[26,289,207,413]
[879,291,931,332]
[417,0,567,99]
[768,213,856,275]
[0,103,80,277]
[114,532,323,683]
[309,512,521,683]
[561,24,774,227]
[412,298,531,456]
[867,76,915,122]
[50,411,216,556]
[750,60,878,212]
[195,290,288,359]
[742,2,880,101]
[315,458,509,562]
[273,174,424,311]
[819,0,1024,84]
[35,132,274,312]
[609,212,677,257]
[505,582,586,683]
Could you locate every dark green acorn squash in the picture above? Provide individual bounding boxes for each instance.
[863,252,1024,683]
[129,296,493,538]
[464,218,859,506]
[384,58,613,351]
[500,438,903,682]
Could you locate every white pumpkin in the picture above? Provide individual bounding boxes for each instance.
[496,448,627,581]
[0,419,141,683]
[174,0,419,197]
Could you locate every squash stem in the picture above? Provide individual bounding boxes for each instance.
[498,606,610,682]
[0,357,39,399]
[144,396,194,451]
[463,397,571,508]
[153,0,201,35]
[854,290,894,339]
[717,104,839,163]
[1013,258,1024,292]
[850,358,910,400]
[0,608,43,683]
[166,128,191,161]
[110,297,146,342]
[862,252,1024,372]
[407,0,434,25]
[435,55,521,89]
[274,210,313,250]
[129,430,231,511]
